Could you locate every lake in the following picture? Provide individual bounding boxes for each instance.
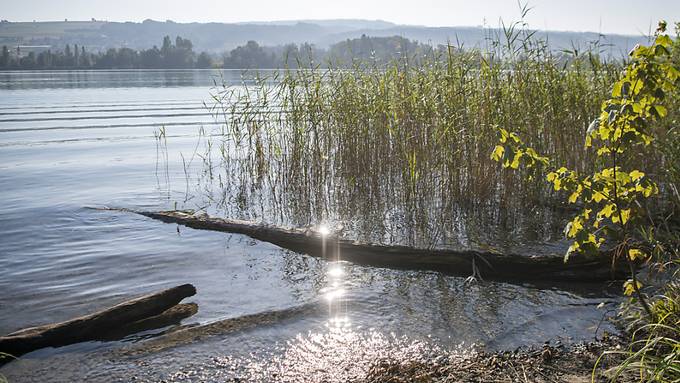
[0,70,619,382]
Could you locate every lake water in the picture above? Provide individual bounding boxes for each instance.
[0,70,620,382]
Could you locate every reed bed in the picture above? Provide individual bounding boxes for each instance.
[200,36,636,250]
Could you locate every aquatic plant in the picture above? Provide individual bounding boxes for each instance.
[603,279,680,382]
[203,20,623,250]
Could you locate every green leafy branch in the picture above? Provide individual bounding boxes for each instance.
[492,24,679,318]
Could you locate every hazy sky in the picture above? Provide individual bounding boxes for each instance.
[2,0,678,35]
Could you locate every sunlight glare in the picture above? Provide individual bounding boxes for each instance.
[327,265,344,278]
[318,224,330,236]
[328,316,351,328]
[323,287,346,302]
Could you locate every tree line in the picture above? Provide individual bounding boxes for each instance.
[1,36,213,70]
[1,34,461,70]
[222,35,440,69]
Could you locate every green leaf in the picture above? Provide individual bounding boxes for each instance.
[600,203,615,218]
[546,172,557,182]
[564,243,579,263]
[568,191,579,203]
[509,151,521,169]
[643,183,658,197]
[655,35,672,48]
[597,147,610,156]
[592,191,606,203]
[623,279,642,296]
[631,80,643,95]
[552,178,562,191]
[491,145,505,162]
[628,248,647,261]
[667,66,680,82]
[499,128,509,143]
[620,209,631,224]
[654,105,667,118]
[566,217,583,238]
[629,170,645,181]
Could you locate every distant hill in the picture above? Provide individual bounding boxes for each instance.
[321,26,649,57]
[236,19,397,31]
[0,19,649,56]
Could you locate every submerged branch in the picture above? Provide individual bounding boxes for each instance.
[110,208,628,282]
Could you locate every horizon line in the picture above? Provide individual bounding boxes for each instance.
[0,18,653,38]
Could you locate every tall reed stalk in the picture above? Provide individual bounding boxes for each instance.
[202,28,659,251]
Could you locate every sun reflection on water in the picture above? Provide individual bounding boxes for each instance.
[322,287,346,302]
[327,265,344,278]
[151,254,474,381]
[323,261,350,327]
[317,224,331,237]
[227,326,476,382]
[327,315,351,329]
[135,261,478,382]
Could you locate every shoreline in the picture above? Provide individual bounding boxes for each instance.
[361,336,632,383]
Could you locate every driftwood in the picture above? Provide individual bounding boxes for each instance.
[120,209,627,282]
[120,300,321,356]
[0,284,197,358]
[100,302,198,341]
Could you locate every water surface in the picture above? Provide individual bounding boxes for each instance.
[0,70,620,382]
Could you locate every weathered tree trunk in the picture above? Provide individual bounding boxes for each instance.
[0,284,197,358]
[126,209,627,282]
[121,300,320,356]
[100,303,198,341]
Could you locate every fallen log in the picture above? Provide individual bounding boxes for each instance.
[120,300,320,356]
[100,302,198,341]
[118,209,627,282]
[0,284,197,358]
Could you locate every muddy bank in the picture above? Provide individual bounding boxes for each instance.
[110,335,630,382]
[360,337,631,383]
